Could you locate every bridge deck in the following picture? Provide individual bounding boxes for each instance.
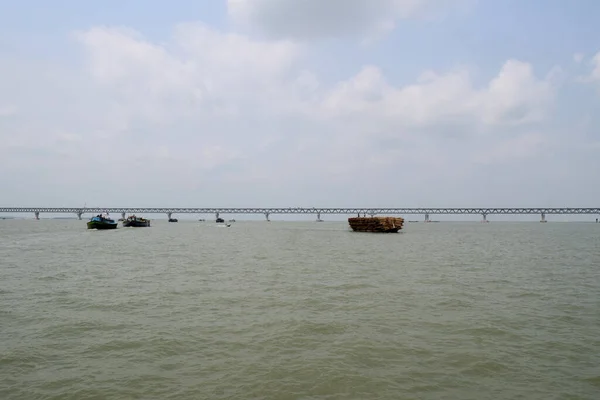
[1,207,599,215]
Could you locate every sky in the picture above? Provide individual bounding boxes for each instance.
[1,0,600,218]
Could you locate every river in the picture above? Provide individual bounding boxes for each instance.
[1,219,598,399]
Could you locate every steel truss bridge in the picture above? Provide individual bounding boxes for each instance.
[1,207,599,222]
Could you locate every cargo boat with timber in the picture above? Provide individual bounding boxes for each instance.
[348,216,404,233]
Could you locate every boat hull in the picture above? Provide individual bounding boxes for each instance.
[87,221,118,230]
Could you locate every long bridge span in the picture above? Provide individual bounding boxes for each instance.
[1,207,599,222]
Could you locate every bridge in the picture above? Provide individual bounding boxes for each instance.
[1,207,599,222]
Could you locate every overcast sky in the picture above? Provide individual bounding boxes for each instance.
[1,0,600,212]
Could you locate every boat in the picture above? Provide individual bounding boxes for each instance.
[348,216,404,233]
[168,218,178,222]
[87,214,118,230]
[122,215,151,227]
[216,217,225,223]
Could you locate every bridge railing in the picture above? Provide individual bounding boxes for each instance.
[1,207,599,214]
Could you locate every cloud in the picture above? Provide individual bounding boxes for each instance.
[1,14,597,209]
[471,132,546,165]
[74,24,303,120]
[576,51,600,86]
[589,51,600,82]
[227,0,468,41]
[0,105,17,116]
[317,59,555,128]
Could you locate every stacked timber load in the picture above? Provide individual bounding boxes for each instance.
[348,216,404,233]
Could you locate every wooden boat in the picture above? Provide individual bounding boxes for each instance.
[122,215,151,227]
[87,214,118,230]
[216,217,225,223]
[348,216,404,233]
[168,218,178,222]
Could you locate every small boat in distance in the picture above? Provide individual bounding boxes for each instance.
[87,214,118,230]
[216,217,225,223]
[123,215,151,227]
[168,218,178,222]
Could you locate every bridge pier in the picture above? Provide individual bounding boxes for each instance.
[77,212,83,220]
[121,212,126,220]
[316,212,323,222]
[34,211,40,220]
[425,213,430,223]
[482,213,488,223]
[167,212,172,220]
[540,213,546,223]
[265,212,270,222]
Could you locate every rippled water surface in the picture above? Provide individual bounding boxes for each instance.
[1,219,599,399]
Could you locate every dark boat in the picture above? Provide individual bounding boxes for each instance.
[216,217,225,223]
[168,218,178,222]
[87,214,118,230]
[123,215,151,227]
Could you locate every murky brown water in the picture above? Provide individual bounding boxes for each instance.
[1,219,599,399]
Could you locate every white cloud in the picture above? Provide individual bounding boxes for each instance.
[576,51,600,86]
[74,23,303,120]
[316,59,555,128]
[0,105,17,116]
[227,0,468,41]
[590,51,600,82]
[471,132,546,165]
[482,60,555,125]
[1,18,594,208]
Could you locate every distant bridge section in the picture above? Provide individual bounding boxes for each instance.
[1,207,599,222]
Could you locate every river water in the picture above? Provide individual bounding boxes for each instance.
[1,219,599,399]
